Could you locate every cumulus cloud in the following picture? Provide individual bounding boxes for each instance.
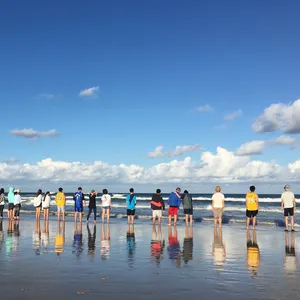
[0,158,19,163]
[148,145,203,158]
[271,135,298,148]
[10,129,59,139]
[224,109,243,121]
[235,140,266,156]
[1,147,295,186]
[196,104,213,113]
[79,86,99,97]
[252,99,300,134]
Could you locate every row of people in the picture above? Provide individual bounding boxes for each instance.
[0,184,296,231]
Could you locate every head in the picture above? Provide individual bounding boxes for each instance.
[78,187,82,191]
[45,191,50,195]
[14,189,20,194]
[102,189,108,195]
[176,187,181,193]
[215,186,221,193]
[59,187,63,192]
[250,185,255,192]
[0,188,4,194]
[129,188,134,193]
[9,187,14,193]
[156,189,161,194]
[35,189,42,196]
[284,184,291,191]
[184,190,188,194]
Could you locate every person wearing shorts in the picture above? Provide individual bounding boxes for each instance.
[55,187,66,222]
[87,190,98,224]
[101,189,112,223]
[212,186,225,227]
[8,187,15,220]
[167,188,181,226]
[181,190,193,225]
[73,187,86,223]
[151,189,165,225]
[281,184,296,232]
[246,185,259,229]
[126,188,137,224]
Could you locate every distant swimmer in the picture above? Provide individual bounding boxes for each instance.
[126,188,137,225]
[73,187,86,223]
[246,186,259,229]
[55,187,66,222]
[246,229,260,277]
[151,189,165,225]
[281,184,296,232]
[167,187,181,226]
[212,186,225,227]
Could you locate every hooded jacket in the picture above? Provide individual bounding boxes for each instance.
[167,192,181,207]
[8,187,14,204]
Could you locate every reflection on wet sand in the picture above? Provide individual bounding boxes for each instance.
[0,220,3,251]
[284,232,298,274]
[101,223,111,260]
[54,221,65,256]
[150,224,165,265]
[247,230,260,276]
[87,223,96,258]
[212,227,226,270]
[6,220,14,254]
[12,221,20,252]
[182,225,193,264]
[33,219,41,255]
[73,222,83,257]
[167,225,181,267]
[41,220,49,254]
[126,224,135,266]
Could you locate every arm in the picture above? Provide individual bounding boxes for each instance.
[294,196,296,211]
[222,198,225,211]
[281,198,284,211]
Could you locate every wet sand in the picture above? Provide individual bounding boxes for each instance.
[0,216,300,300]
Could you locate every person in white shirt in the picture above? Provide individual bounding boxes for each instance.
[212,186,225,227]
[13,189,22,220]
[42,191,51,221]
[281,184,296,232]
[101,189,112,222]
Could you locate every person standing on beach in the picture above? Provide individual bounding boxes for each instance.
[42,191,51,220]
[151,189,165,225]
[73,187,86,223]
[167,188,181,226]
[0,188,5,219]
[34,189,43,220]
[55,187,66,222]
[281,184,296,232]
[126,188,137,224]
[87,190,98,224]
[13,189,21,220]
[101,189,112,223]
[212,186,225,227]
[182,190,193,225]
[8,187,14,220]
[246,186,259,229]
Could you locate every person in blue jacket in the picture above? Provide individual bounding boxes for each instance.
[167,187,182,226]
[126,188,137,224]
[73,187,86,223]
[8,187,15,220]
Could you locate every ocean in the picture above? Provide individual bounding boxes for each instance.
[5,192,299,226]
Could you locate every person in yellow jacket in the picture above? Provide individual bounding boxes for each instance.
[246,186,259,229]
[55,187,66,222]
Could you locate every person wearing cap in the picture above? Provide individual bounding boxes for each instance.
[73,187,86,223]
[55,187,66,222]
[281,184,296,232]
[167,187,182,226]
[13,189,22,220]
[87,189,98,224]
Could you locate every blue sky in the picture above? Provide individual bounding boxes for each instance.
[0,0,300,193]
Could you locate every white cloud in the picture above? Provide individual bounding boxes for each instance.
[0,147,297,188]
[271,135,297,148]
[0,158,19,163]
[10,129,59,139]
[252,99,300,134]
[224,109,243,121]
[196,104,213,113]
[79,86,99,97]
[148,145,203,158]
[235,140,266,156]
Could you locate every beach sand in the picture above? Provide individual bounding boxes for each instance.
[0,216,300,300]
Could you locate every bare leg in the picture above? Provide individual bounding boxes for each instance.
[185,214,188,225]
[219,216,222,228]
[127,216,130,224]
[246,217,250,229]
[253,217,256,229]
[214,217,217,227]
[168,215,172,225]
[62,212,65,223]
[57,212,60,222]
[107,208,110,223]
[79,212,82,224]
[102,209,105,222]
[291,216,294,230]
[152,216,156,225]
[190,215,193,224]
[158,217,161,225]
[174,215,178,225]
[131,215,134,225]
[285,216,289,231]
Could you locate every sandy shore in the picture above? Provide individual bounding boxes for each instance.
[0,216,299,300]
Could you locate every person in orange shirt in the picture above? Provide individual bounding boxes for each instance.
[246,185,259,229]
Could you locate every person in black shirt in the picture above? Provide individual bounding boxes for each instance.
[151,189,165,225]
[87,190,97,224]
